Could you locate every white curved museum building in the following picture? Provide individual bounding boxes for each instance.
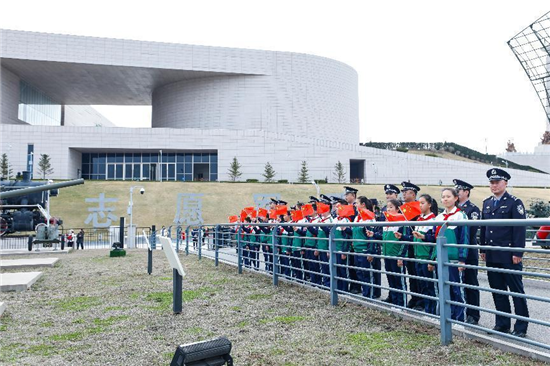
[1,29,548,186]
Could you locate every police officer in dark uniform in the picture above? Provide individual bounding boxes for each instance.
[400,181,423,310]
[380,184,400,219]
[480,168,529,337]
[454,179,481,325]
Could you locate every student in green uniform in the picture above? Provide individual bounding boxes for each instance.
[353,196,379,298]
[367,199,408,306]
[410,194,438,314]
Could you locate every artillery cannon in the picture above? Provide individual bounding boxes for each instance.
[0,172,84,250]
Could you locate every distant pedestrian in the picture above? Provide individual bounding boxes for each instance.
[76,229,85,250]
[67,230,75,248]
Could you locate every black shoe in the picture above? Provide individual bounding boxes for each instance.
[490,326,510,334]
[383,297,392,304]
[413,306,424,312]
[465,316,479,325]
[511,330,527,338]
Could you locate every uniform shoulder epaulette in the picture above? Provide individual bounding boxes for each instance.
[509,194,519,201]
[483,195,493,202]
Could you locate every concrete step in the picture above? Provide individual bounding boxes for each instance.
[0,249,71,257]
[0,272,43,292]
[0,258,59,270]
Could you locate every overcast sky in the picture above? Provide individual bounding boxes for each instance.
[2,0,550,154]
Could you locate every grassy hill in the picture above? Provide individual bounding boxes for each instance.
[49,181,550,229]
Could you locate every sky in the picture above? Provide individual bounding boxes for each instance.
[1,0,550,154]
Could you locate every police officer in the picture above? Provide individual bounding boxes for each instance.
[454,179,481,325]
[400,181,423,311]
[480,168,529,337]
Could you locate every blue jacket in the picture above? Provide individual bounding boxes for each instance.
[479,191,526,264]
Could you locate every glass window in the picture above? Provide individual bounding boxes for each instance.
[142,164,150,180]
[115,153,124,163]
[82,154,90,164]
[184,174,192,182]
[210,173,218,182]
[177,163,184,175]
[176,153,185,162]
[142,153,150,163]
[184,154,192,163]
[107,165,115,179]
[202,153,209,162]
[133,153,141,163]
[82,164,90,175]
[210,163,218,174]
[124,153,133,163]
[91,153,99,164]
[98,164,106,175]
[98,153,106,164]
[150,153,158,163]
[184,163,192,174]
[107,153,116,163]
[133,164,141,180]
[210,153,218,163]
[18,80,62,126]
[167,153,175,163]
[177,173,184,181]
[115,164,123,180]
[125,164,132,179]
[161,164,168,180]
[168,164,175,180]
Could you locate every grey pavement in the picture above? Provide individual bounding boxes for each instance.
[0,258,59,270]
[0,272,43,292]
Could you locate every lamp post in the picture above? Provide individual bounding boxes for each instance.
[159,150,162,182]
[128,185,145,248]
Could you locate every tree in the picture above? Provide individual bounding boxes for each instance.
[262,162,276,182]
[333,160,346,183]
[297,161,310,183]
[228,157,242,182]
[0,153,12,179]
[38,154,54,179]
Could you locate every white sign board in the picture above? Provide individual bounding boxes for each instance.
[159,236,186,277]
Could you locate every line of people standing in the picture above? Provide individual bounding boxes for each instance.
[233,167,529,338]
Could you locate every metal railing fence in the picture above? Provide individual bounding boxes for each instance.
[173,218,550,354]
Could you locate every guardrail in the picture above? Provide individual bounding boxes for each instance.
[172,218,550,356]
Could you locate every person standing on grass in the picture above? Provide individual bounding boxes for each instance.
[76,229,85,250]
[480,168,529,338]
[424,188,469,322]
[367,199,408,307]
[454,179,482,326]
[410,194,438,314]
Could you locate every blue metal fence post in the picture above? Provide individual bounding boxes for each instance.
[198,226,202,260]
[150,224,156,250]
[215,225,220,267]
[329,227,338,306]
[237,226,243,274]
[436,234,452,345]
[185,226,190,256]
[176,226,181,253]
[272,225,279,286]
[148,227,155,275]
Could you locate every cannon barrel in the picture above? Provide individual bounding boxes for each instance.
[0,179,84,200]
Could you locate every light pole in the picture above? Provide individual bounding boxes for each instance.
[128,185,145,248]
[159,150,162,182]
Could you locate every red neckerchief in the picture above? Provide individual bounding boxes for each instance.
[435,208,461,237]
[417,213,435,222]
